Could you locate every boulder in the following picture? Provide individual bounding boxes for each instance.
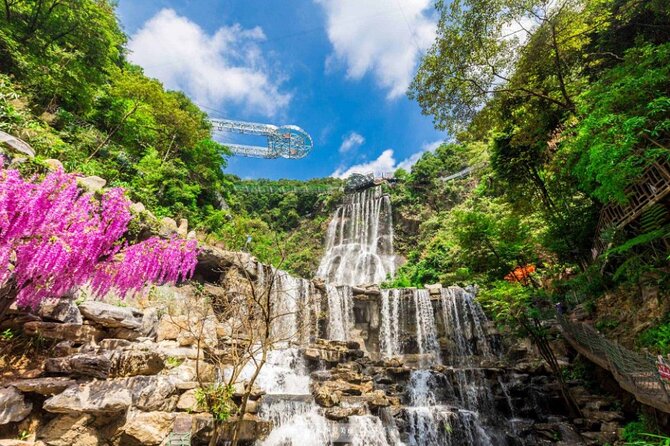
[0,131,35,158]
[129,202,146,214]
[159,217,178,237]
[43,382,132,415]
[140,308,159,337]
[156,315,187,341]
[76,176,106,194]
[109,350,164,377]
[121,411,175,446]
[176,389,202,412]
[127,376,177,411]
[78,301,142,330]
[43,159,63,171]
[0,387,32,424]
[6,378,76,396]
[37,414,99,446]
[23,322,103,343]
[177,218,188,238]
[325,406,364,421]
[37,297,82,324]
[45,354,111,379]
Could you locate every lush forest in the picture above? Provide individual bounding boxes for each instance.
[381,0,670,410]
[0,0,343,277]
[1,0,670,442]
[1,0,668,317]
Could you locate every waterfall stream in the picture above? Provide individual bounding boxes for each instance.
[317,187,396,286]
[253,186,514,445]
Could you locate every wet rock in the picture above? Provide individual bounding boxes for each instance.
[6,378,76,396]
[76,176,106,194]
[78,301,142,330]
[37,414,99,446]
[325,406,364,421]
[121,411,175,445]
[45,354,111,379]
[43,382,131,415]
[220,415,272,442]
[23,322,103,343]
[0,387,32,424]
[37,297,82,324]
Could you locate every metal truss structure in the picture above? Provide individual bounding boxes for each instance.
[210,119,313,159]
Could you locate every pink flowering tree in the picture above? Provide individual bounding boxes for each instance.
[0,165,198,316]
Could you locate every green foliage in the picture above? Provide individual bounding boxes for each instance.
[622,414,667,445]
[0,4,230,228]
[0,0,125,113]
[165,356,183,369]
[561,43,670,204]
[195,384,236,422]
[637,313,670,355]
[1,328,14,341]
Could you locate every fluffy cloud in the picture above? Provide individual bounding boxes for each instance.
[332,140,442,178]
[316,0,437,99]
[339,132,365,153]
[128,9,291,117]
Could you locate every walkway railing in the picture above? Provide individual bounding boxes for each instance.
[592,160,670,258]
[557,313,670,413]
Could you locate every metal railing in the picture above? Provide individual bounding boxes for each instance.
[557,313,670,413]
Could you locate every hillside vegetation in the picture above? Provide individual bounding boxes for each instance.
[1,1,669,328]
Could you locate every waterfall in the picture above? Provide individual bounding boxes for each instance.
[439,287,494,362]
[317,187,396,286]
[380,289,401,358]
[413,289,441,364]
[326,284,353,341]
[256,267,316,345]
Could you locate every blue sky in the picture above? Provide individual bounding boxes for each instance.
[117,0,448,180]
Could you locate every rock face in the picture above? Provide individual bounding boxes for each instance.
[121,411,175,445]
[76,176,106,194]
[5,378,76,396]
[0,387,32,424]
[22,322,103,343]
[43,382,132,415]
[45,354,112,379]
[37,414,99,446]
[77,301,143,330]
[37,297,82,324]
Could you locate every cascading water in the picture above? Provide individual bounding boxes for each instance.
[380,289,401,358]
[254,185,516,445]
[326,284,353,341]
[317,187,396,286]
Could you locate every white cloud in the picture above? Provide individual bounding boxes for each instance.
[331,140,443,178]
[316,0,437,99]
[339,132,365,153]
[128,9,291,117]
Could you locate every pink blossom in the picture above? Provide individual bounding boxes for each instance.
[0,166,198,309]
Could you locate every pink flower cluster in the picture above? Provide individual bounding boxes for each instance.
[0,165,198,309]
